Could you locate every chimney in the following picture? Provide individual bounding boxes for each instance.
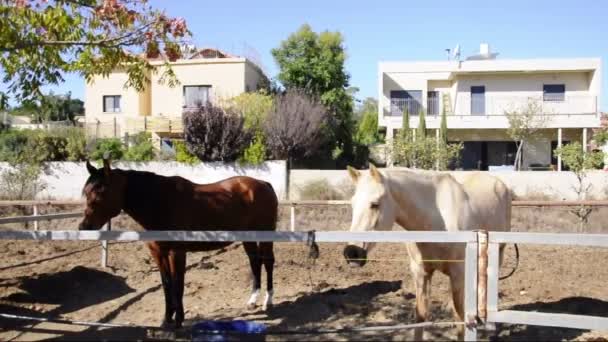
[480,43,490,56]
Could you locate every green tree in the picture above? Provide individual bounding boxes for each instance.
[354,97,380,145]
[440,105,448,145]
[554,142,605,231]
[392,136,462,170]
[401,106,410,142]
[229,90,273,133]
[505,99,550,170]
[417,108,427,139]
[271,24,354,163]
[0,0,190,103]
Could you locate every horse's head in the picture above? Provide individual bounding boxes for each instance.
[343,164,397,267]
[78,158,127,230]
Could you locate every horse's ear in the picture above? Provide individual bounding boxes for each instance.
[86,160,97,175]
[347,166,360,183]
[102,153,111,178]
[369,164,383,183]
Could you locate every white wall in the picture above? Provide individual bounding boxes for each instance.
[290,169,608,200]
[0,161,287,200]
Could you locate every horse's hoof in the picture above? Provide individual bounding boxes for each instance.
[262,303,272,311]
[160,320,174,330]
[247,303,257,310]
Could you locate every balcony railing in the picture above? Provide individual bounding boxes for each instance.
[387,94,597,116]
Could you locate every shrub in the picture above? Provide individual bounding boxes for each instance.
[240,132,267,165]
[298,179,354,200]
[174,140,199,164]
[0,163,46,200]
[90,138,124,161]
[264,89,329,161]
[183,104,251,162]
[124,132,155,162]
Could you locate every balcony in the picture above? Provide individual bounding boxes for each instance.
[383,94,599,129]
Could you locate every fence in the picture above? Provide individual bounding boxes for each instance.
[2,199,606,232]
[2,202,608,339]
[84,116,184,140]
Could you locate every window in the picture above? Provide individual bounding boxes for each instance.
[470,86,485,115]
[427,91,439,115]
[103,95,121,113]
[183,85,211,108]
[390,90,422,116]
[543,84,565,102]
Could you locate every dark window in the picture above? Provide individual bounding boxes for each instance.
[102,95,121,113]
[183,85,211,108]
[427,91,439,115]
[543,84,565,102]
[471,86,485,115]
[390,90,422,116]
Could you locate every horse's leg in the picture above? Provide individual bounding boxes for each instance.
[410,260,433,341]
[259,241,275,310]
[168,250,187,329]
[148,244,174,328]
[243,242,262,309]
[449,267,466,341]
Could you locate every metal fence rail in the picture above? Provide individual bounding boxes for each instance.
[485,232,608,335]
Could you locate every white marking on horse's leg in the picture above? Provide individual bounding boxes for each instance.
[247,289,260,309]
[262,289,273,311]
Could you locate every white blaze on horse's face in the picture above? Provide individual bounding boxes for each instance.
[343,165,396,267]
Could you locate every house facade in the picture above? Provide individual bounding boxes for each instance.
[84,48,268,144]
[379,44,602,171]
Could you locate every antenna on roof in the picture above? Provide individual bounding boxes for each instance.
[452,44,461,61]
[445,48,451,61]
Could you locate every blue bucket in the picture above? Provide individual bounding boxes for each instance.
[191,320,267,342]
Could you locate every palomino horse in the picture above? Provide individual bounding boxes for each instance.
[79,159,278,329]
[343,165,511,340]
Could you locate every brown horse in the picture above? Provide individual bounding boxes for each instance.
[79,159,278,329]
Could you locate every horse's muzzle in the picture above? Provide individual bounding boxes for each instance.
[78,221,97,231]
[343,245,367,267]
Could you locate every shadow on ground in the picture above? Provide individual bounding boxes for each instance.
[496,296,608,341]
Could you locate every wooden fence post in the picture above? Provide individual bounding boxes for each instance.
[477,230,489,323]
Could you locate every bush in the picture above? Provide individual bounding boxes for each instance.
[90,138,124,161]
[124,132,155,162]
[183,104,251,162]
[298,179,354,200]
[240,132,267,165]
[0,163,46,200]
[0,127,88,163]
[59,127,87,161]
[174,140,199,164]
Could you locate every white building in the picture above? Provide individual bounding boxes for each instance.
[379,44,602,171]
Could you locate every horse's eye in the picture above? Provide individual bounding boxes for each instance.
[370,202,379,209]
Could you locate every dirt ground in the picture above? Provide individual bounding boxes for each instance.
[1,205,608,341]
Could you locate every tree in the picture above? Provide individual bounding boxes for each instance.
[264,89,329,161]
[440,105,448,145]
[554,142,605,231]
[0,0,190,103]
[417,108,427,139]
[401,106,411,142]
[354,97,380,145]
[506,99,551,170]
[271,24,354,162]
[183,105,251,162]
[229,90,274,133]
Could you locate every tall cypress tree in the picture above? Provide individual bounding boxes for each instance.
[440,104,448,145]
[417,107,427,139]
[401,106,410,141]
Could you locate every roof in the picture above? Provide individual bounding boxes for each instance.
[380,57,602,75]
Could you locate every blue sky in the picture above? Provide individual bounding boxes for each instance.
[7,0,608,110]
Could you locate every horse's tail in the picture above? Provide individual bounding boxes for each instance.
[499,243,519,280]
[263,181,279,230]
